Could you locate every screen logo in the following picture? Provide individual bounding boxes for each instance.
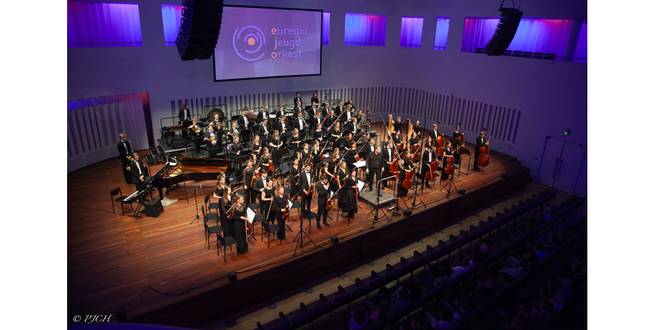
[232,25,266,62]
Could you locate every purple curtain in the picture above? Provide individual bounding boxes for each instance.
[434,17,450,50]
[322,12,331,45]
[161,4,184,46]
[344,13,387,46]
[68,1,142,48]
[400,17,424,48]
[462,17,576,59]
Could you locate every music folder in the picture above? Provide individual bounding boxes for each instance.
[353,160,367,168]
[357,180,365,191]
[246,207,255,224]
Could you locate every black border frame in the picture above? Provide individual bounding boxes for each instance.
[212,4,324,82]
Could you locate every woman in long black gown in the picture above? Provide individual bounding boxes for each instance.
[441,141,454,180]
[230,194,248,255]
[338,162,357,218]
[214,174,231,231]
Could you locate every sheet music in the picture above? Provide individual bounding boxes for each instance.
[357,180,365,191]
[268,114,276,119]
[330,191,334,199]
[353,160,367,168]
[246,207,255,224]
[288,199,293,210]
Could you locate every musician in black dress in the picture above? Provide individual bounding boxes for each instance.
[441,141,455,180]
[268,130,283,166]
[290,128,302,151]
[260,179,275,216]
[345,141,358,171]
[251,135,262,156]
[300,163,313,217]
[366,145,384,194]
[330,122,342,147]
[230,194,249,255]
[474,129,489,171]
[289,158,301,198]
[301,143,311,165]
[337,162,357,219]
[316,175,331,229]
[117,132,133,184]
[273,186,288,240]
[254,169,268,206]
[259,147,272,175]
[243,159,256,204]
[213,174,231,231]
[310,140,322,166]
[396,157,413,209]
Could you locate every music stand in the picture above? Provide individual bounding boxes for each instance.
[293,201,319,257]
[443,167,461,198]
[409,165,428,210]
[371,175,395,227]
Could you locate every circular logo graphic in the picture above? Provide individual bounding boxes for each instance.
[232,25,267,62]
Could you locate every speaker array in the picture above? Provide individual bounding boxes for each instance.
[176,0,224,61]
[485,7,523,56]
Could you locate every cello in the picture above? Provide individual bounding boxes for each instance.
[478,145,490,167]
[436,134,444,156]
[443,156,455,176]
[402,147,422,190]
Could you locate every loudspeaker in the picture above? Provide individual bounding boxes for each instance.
[485,7,523,56]
[144,199,164,217]
[176,0,224,61]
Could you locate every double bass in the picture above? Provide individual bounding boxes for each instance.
[478,145,490,167]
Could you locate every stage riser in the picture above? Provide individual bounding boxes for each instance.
[131,169,530,327]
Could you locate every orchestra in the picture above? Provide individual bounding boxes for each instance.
[122,95,496,258]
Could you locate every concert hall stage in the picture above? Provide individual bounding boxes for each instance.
[68,146,529,328]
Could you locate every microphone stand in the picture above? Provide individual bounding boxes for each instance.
[189,184,201,224]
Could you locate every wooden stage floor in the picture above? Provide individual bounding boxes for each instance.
[68,135,527,325]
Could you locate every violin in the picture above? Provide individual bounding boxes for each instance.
[267,159,275,174]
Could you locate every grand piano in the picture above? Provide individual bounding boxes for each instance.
[122,156,230,216]
[166,156,230,184]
